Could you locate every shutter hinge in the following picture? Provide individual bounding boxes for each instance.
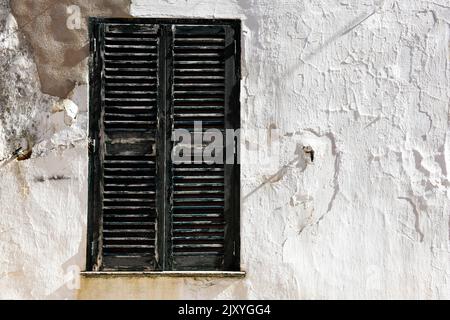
[88,137,96,154]
[93,38,97,53]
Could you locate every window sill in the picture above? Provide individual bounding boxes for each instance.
[80,271,246,278]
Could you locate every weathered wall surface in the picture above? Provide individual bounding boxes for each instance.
[9,0,131,98]
[0,0,449,299]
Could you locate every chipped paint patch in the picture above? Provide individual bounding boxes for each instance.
[9,0,131,98]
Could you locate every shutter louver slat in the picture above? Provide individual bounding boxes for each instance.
[100,24,159,270]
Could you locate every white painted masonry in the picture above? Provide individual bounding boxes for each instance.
[0,0,449,299]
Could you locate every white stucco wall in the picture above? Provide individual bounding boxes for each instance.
[0,0,449,299]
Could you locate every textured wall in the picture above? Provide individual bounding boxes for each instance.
[9,0,131,98]
[0,0,449,299]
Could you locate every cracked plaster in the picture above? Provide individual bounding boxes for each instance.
[0,0,449,299]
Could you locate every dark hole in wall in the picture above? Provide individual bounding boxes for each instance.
[17,149,32,161]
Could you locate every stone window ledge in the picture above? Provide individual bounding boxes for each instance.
[80,271,246,278]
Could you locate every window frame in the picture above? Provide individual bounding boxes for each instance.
[86,17,241,272]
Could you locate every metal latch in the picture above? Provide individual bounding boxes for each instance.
[88,138,96,154]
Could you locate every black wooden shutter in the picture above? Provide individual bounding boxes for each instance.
[89,23,160,271]
[168,25,240,271]
[88,19,240,272]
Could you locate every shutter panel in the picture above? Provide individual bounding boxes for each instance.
[96,23,160,270]
[169,25,240,270]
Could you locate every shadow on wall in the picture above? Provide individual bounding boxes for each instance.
[10,0,131,98]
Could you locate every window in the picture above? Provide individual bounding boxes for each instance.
[87,18,240,272]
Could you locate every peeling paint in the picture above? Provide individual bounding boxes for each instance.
[9,0,131,98]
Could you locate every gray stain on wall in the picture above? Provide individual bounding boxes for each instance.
[9,0,131,98]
